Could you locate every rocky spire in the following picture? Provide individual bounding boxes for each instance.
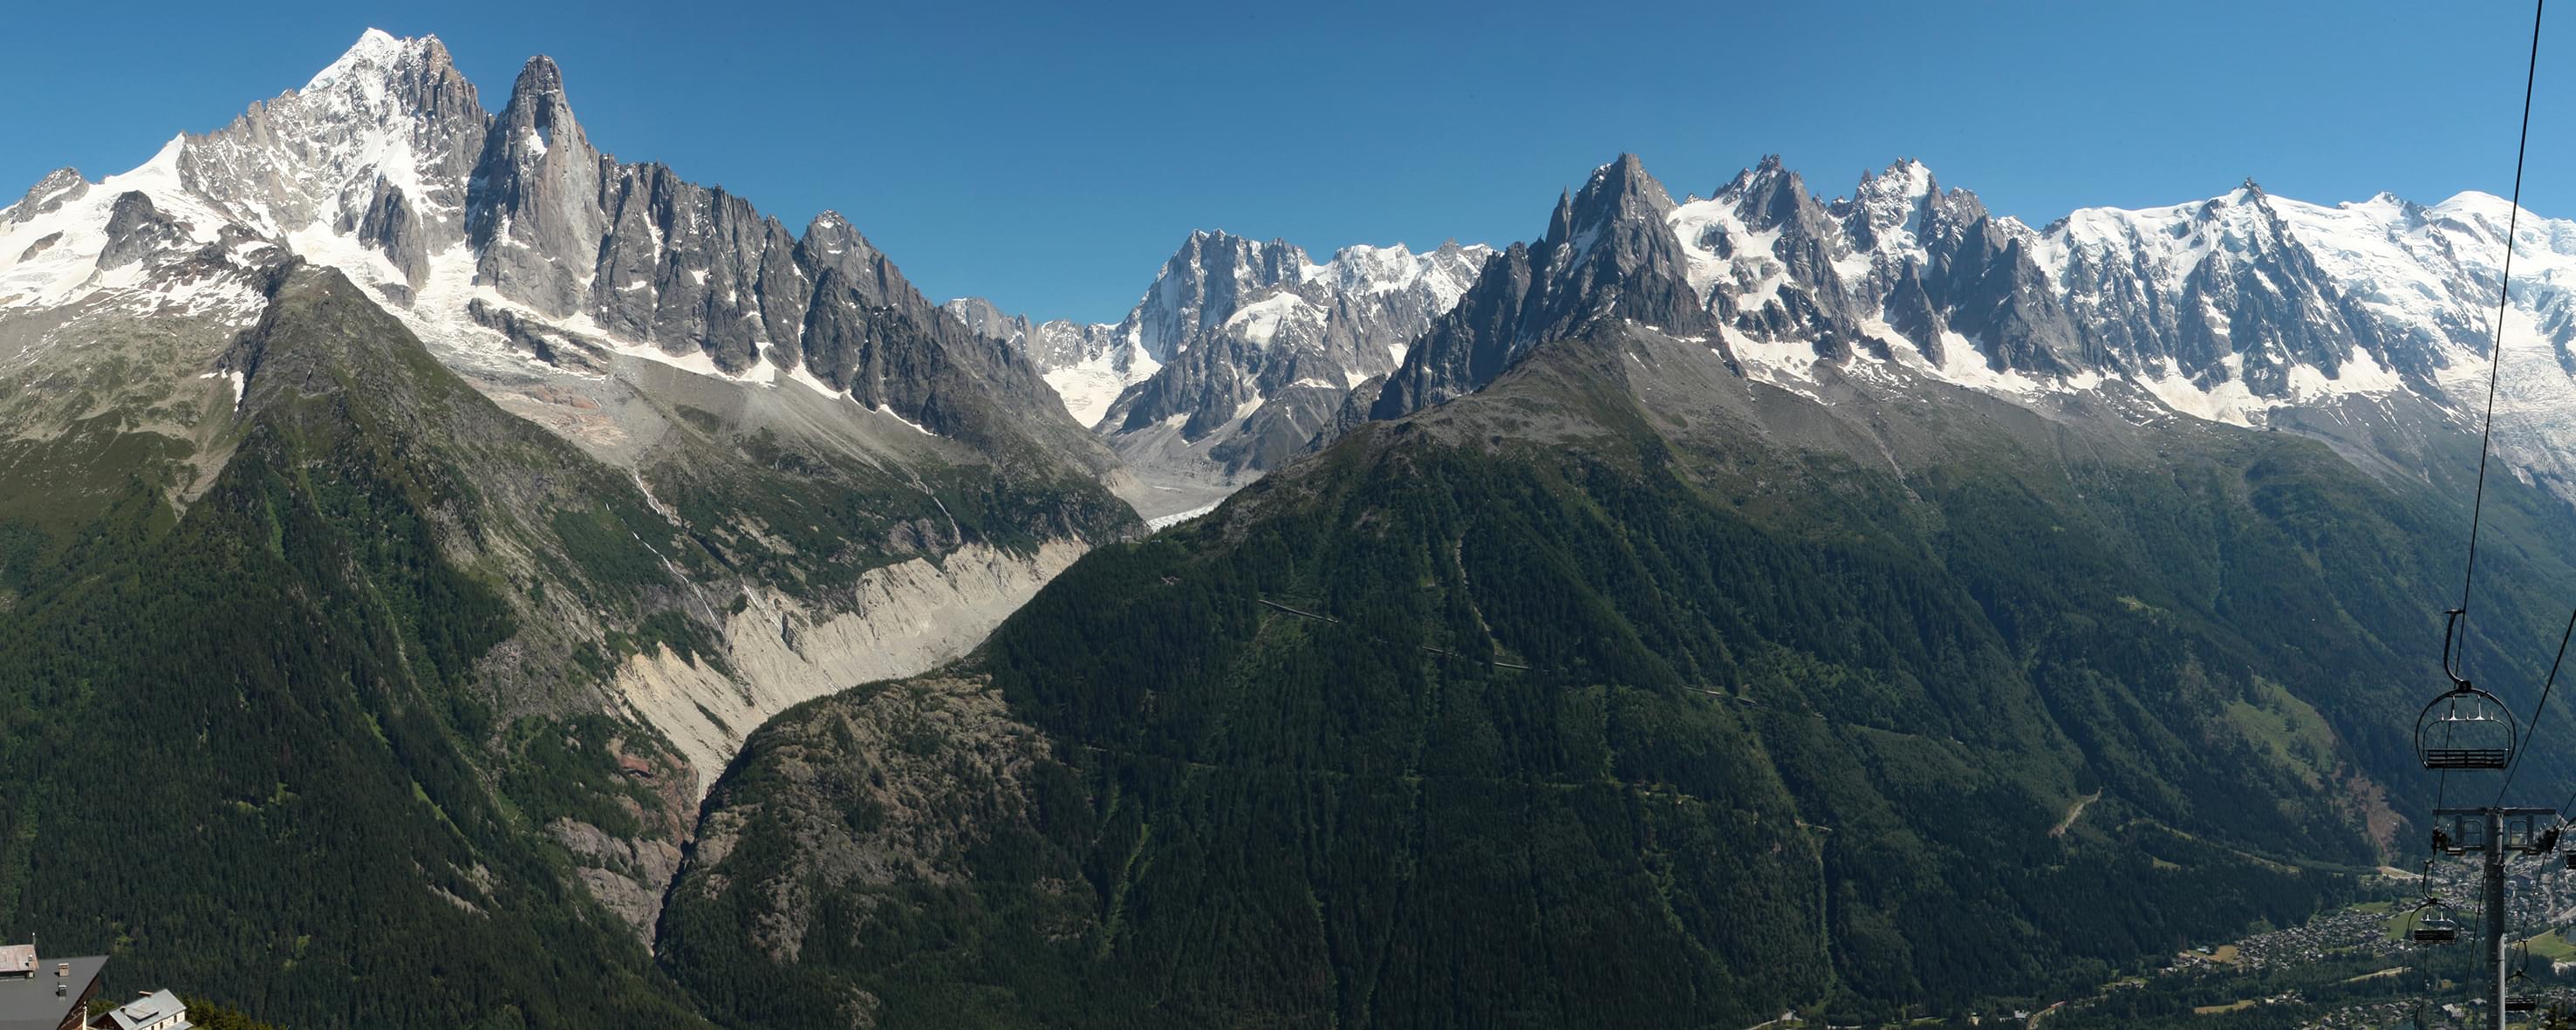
[468,55,606,317]
[1545,189,1575,249]
[1115,230,1314,363]
[1551,154,1677,256]
[1367,153,1708,422]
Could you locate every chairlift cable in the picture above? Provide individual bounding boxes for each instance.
[2501,606,2576,805]
[2457,0,2546,625]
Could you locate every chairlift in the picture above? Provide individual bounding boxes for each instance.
[2418,686,2518,769]
[2510,968,2538,1013]
[2418,610,2518,770]
[2409,899,2462,944]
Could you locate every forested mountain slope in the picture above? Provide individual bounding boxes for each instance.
[0,263,742,1023]
[661,194,2576,1024]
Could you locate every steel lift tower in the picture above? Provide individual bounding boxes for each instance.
[2432,808,2561,1027]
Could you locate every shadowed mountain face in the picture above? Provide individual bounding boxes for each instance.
[660,155,2576,1026]
[1361,154,1717,425]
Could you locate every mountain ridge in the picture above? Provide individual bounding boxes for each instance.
[1312,151,2576,508]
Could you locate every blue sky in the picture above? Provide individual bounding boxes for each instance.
[2,0,2565,322]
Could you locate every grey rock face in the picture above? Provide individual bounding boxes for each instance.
[1370,243,1539,422]
[5,168,88,225]
[1715,158,1876,360]
[782,213,1084,453]
[1029,320,1124,371]
[1398,153,2483,418]
[583,165,782,373]
[99,192,185,269]
[1371,154,1710,422]
[1923,215,2089,375]
[353,177,427,287]
[2045,183,2411,389]
[940,298,1131,379]
[951,231,1493,486]
[179,31,487,265]
[1101,234,1493,472]
[1880,266,1946,364]
[941,297,1028,345]
[1353,151,2231,435]
[939,296,1145,415]
[437,53,1086,458]
[465,296,607,370]
[1126,231,1303,363]
[16,232,64,263]
[468,56,605,317]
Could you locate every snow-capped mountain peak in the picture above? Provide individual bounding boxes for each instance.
[940,229,1501,501]
[1836,158,1939,259]
[1566,154,2576,497]
[1347,151,2576,501]
[301,28,427,99]
[1,29,1117,459]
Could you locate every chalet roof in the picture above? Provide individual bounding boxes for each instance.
[0,954,102,1030]
[99,989,187,1030]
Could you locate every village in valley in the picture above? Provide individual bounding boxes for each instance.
[2012,863,2576,1030]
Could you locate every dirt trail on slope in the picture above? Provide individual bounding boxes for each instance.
[2051,791,2103,838]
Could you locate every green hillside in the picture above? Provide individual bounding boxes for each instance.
[660,326,2576,1027]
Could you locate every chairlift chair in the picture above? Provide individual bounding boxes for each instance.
[2409,900,2462,944]
[2511,969,2539,1013]
[2421,609,2519,770]
[2416,684,2518,771]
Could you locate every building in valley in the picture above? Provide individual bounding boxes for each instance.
[90,991,188,1030]
[0,945,106,1030]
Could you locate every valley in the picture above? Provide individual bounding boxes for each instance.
[5,19,2576,1028]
